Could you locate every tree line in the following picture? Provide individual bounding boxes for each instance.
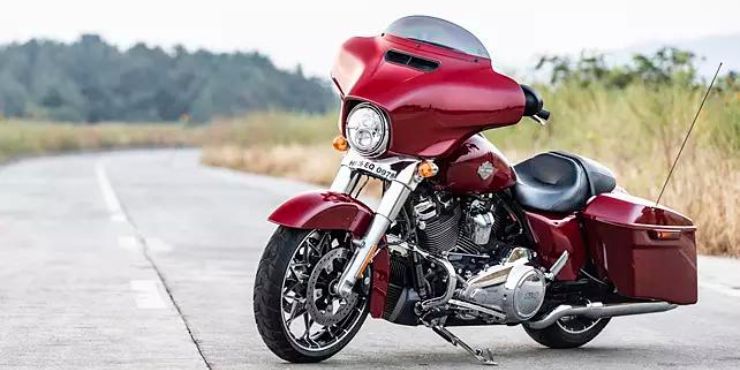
[535,47,738,91]
[0,34,335,123]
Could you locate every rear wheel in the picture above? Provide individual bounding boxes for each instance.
[253,227,369,363]
[524,315,610,349]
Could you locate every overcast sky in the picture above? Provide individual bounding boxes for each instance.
[1,0,739,77]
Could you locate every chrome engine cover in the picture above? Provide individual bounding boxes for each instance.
[459,260,546,323]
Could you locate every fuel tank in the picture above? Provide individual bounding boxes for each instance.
[436,135,516,194]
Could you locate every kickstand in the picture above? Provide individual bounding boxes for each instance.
[432,325,497,366]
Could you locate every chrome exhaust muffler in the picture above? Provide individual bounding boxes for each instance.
[525,301,677,330]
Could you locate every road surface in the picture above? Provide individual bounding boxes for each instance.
[0,149,738,369]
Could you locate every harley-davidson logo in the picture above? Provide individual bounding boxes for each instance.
[477,161,494,180]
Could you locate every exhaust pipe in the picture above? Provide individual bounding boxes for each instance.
[525,301,677,330]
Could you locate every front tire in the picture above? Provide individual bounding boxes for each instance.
[523,316,610,349]
[253,227,368,363]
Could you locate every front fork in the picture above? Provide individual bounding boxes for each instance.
[330,158,423,298]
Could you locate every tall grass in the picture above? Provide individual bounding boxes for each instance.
[0,119,198,162]
[201,112,345,185]
[201,85,739,256]
[490,84,738,256]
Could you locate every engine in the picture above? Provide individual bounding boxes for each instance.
[412,192,507,256]
[407,190,547,324]
[456,252,547,323]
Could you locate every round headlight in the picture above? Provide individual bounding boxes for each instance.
[345,103,389,157]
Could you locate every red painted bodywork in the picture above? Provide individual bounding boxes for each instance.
[268,25,698,315]
[525,211,586,281]
[268,191,374,237]
[582,192,697,304]
[332,34,525,158]
[436,135,516,194]
[369,248,391,319]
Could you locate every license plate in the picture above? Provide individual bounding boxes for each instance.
[347,159,397,180]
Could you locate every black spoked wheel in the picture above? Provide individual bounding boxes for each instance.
[524,313,610,349]
[254,227,368,363]
[556,316,605,336]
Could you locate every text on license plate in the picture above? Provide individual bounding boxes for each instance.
[347,159,397,180]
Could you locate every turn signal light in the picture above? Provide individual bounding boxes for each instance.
[648,229,682,240]
[356,244,379,279]
[332,136,349,152]
[418,160,439,178]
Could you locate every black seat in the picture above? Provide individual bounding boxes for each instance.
[513,152,616,213]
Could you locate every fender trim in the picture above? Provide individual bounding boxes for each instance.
[268,191,374,237]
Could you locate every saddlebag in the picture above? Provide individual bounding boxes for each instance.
[582,192,697,304]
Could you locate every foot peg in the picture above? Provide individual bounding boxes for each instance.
[545,250,569,281]
[432,325,497,366]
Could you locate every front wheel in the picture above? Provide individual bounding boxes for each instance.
[523,315,610,349]
[253,227,369,363]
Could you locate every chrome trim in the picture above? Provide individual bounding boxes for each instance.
[335,155,422,297]
[329,165,361,194]
[431,325,497,365]
[469,212,494,245]
[345,103,390,158]
[418,251,457,311]
[556,315,602,335]
[375,178,413,218]
[448,299,507,321]
[545,250,569,281]
[532,113,547,126]
[525,301,677,330]
[330,149,402,193]
[383,240,459,312]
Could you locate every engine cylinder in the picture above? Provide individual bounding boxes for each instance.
[417,205,460,253]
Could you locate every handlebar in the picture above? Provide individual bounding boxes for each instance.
[521,84,549,124]
[536,109,550,120]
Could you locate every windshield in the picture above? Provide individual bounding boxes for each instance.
[385,16,490,59]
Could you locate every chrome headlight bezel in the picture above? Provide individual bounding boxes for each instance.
[345,102,390,158]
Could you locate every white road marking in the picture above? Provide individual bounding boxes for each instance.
[96,160,171,310]
[130,280,167,309]
[699,280,740,298]
[95,160,129,223]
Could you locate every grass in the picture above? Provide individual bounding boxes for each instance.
[491,83,739,256]
[202,144,343,185]
[0,119,199,162]
[200,85,739,257]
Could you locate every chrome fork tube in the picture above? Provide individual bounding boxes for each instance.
[335,162,421,297]
[330,165,361,194]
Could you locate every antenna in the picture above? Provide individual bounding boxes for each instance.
[655,62,722,206]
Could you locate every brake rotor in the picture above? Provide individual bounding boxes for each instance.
[306,247,359,326]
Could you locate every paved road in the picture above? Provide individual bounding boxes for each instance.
[1,149,739,369]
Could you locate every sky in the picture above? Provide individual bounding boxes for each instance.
[1,0,739,77]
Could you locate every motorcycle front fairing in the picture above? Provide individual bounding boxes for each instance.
[332,34,525,158]
[275,32,527,242]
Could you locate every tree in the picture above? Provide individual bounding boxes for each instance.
[535,47,706,89]
[0,35,336,123]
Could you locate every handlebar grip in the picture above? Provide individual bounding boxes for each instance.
[536,109,550,121]
[521,84,543,116]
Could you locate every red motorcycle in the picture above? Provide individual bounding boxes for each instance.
[254,15,697,365]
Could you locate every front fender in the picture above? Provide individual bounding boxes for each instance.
[268,191,374,237]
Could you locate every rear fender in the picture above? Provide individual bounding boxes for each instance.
[268,191,374,237]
